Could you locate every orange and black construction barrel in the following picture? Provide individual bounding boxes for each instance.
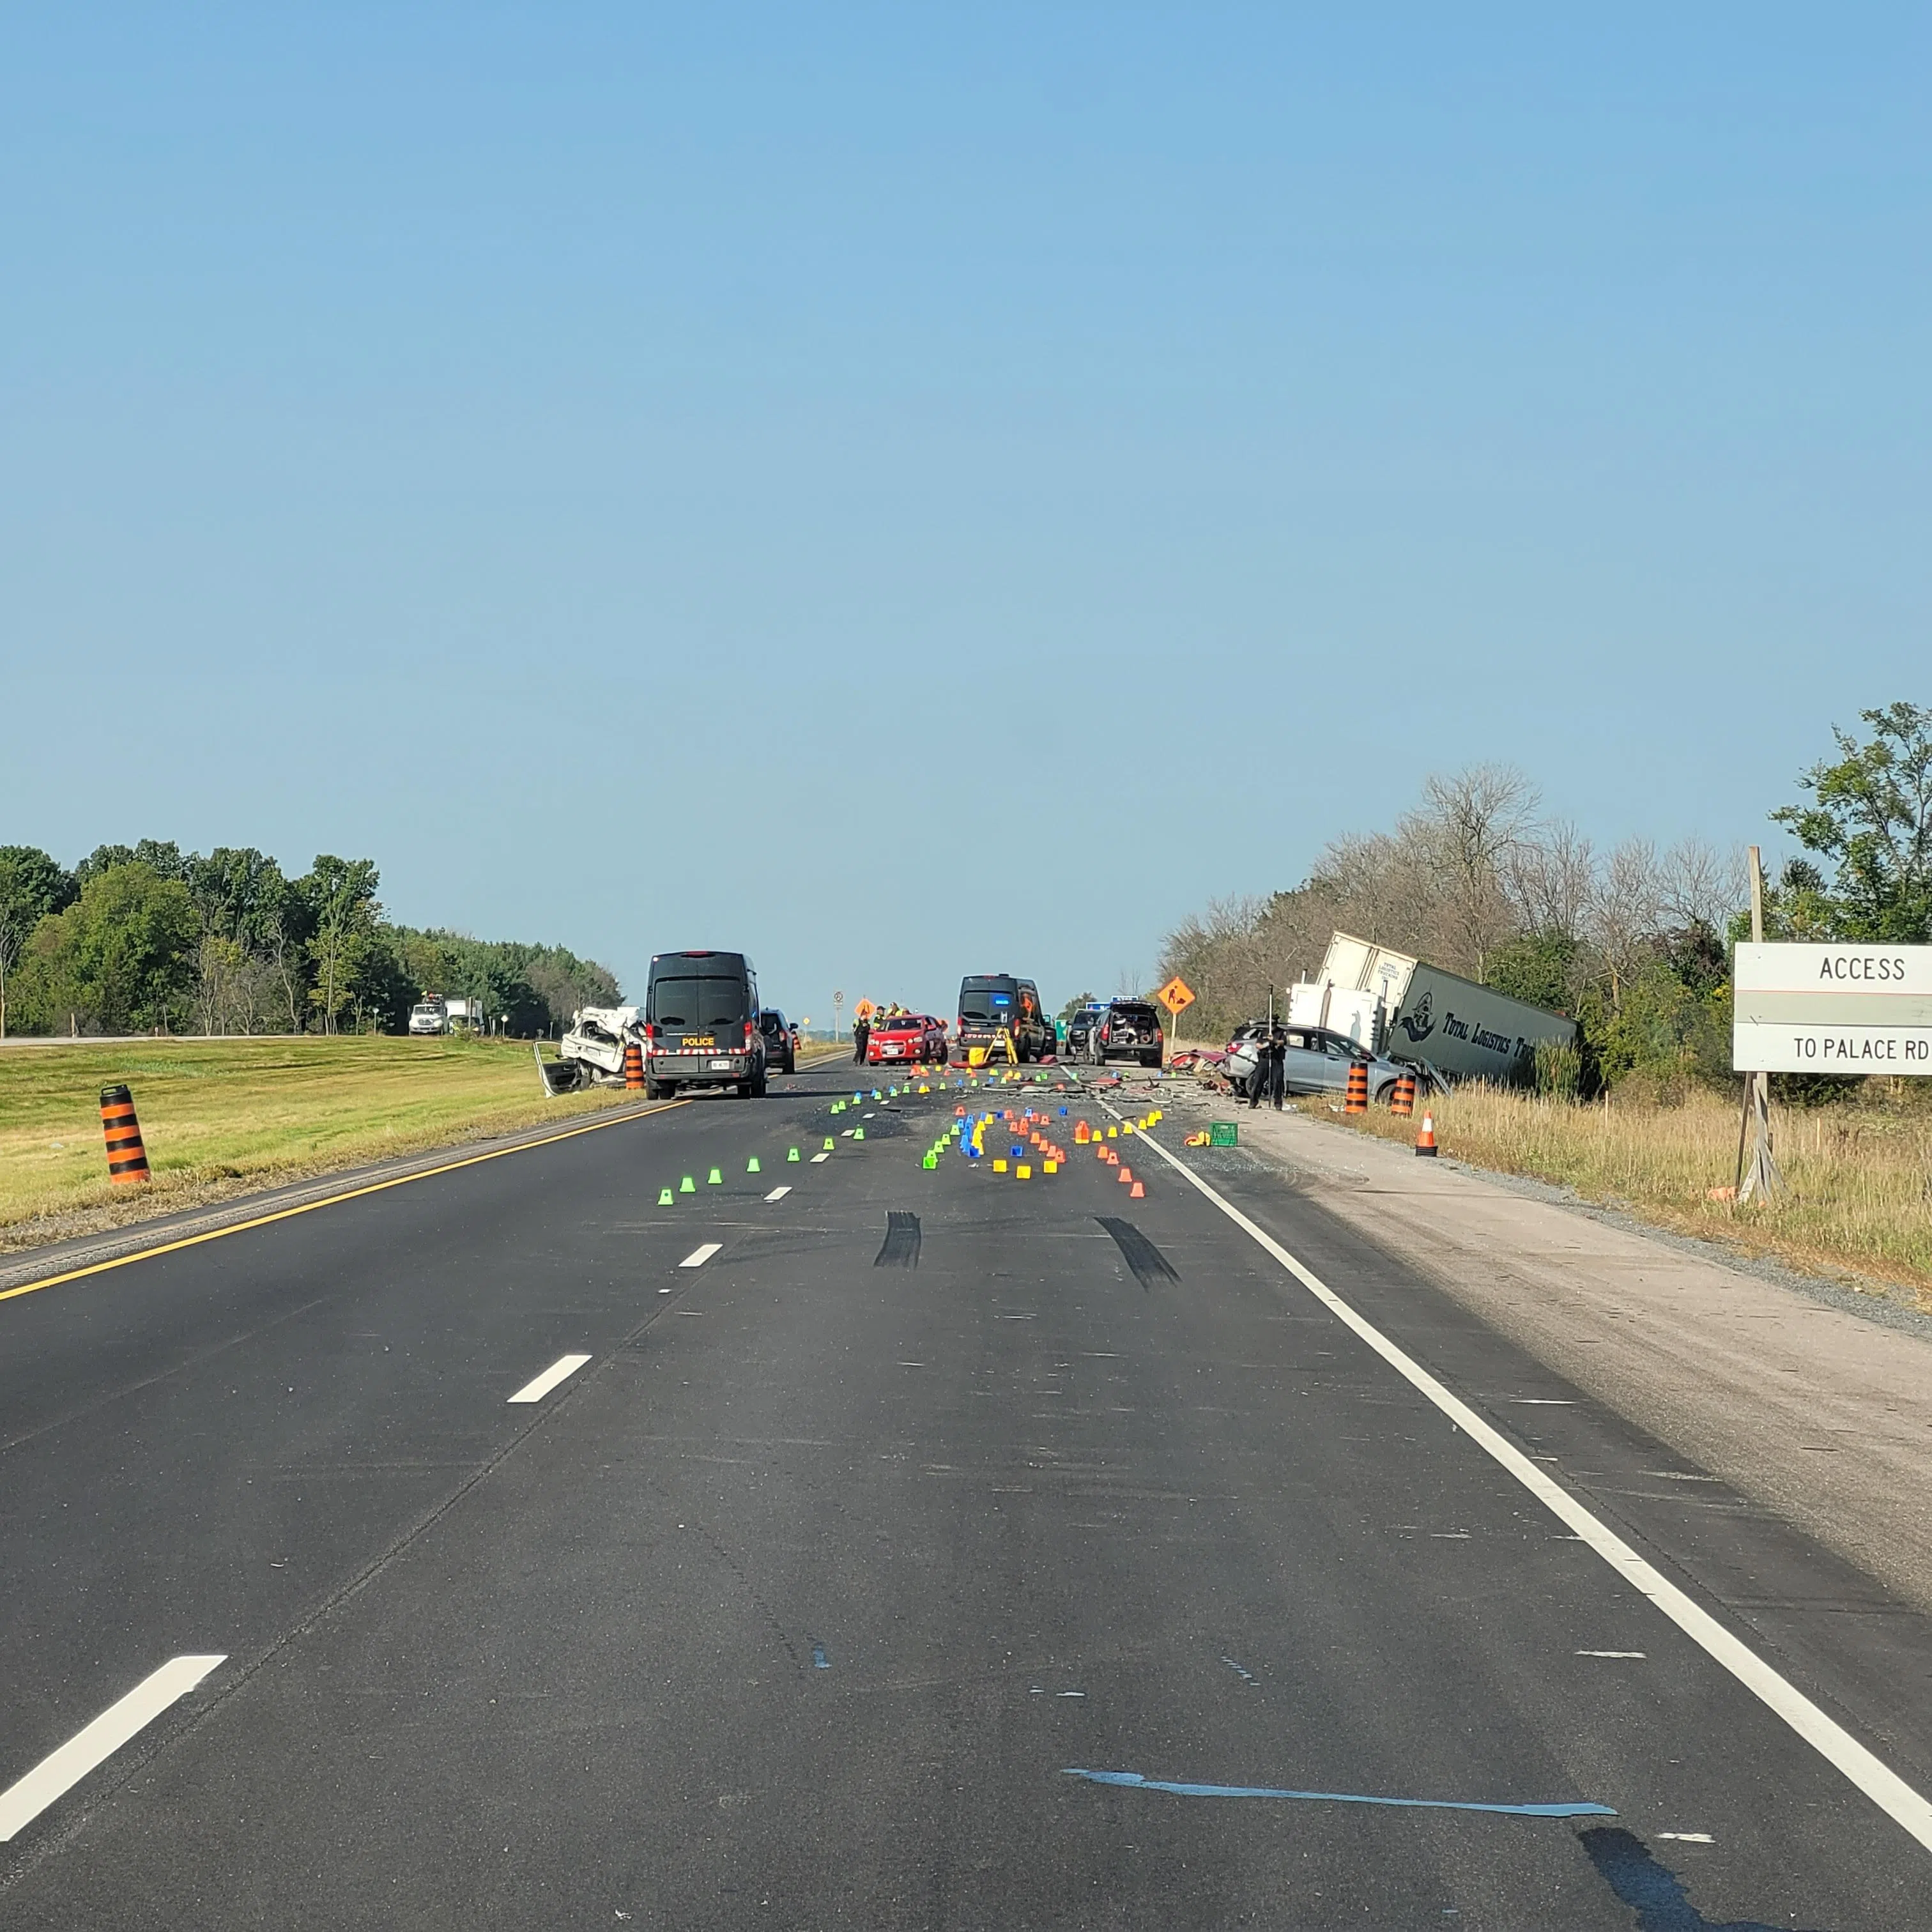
[1345,1062,1369,1116]
[1391,1072,1416,1118]
[623,1041,645,1091]
[99,1084,151,1184]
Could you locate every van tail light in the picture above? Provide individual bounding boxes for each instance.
[643,1022,658,1043]
[744,1021,755,1047]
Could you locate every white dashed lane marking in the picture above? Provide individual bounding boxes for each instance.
[0,1655,226,1841]
[680,1243,723,1269]
[763,1186,792,1202]
[507,1354,592,1404]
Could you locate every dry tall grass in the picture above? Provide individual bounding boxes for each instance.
[1326,1084,1932,1291]
[0,1036,632,1241]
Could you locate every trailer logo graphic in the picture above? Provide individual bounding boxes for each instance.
[1398,992,1435,1045]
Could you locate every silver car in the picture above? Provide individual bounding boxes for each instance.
[1227,1023,1416,1104]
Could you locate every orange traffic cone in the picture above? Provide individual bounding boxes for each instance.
[1415,1112,1438,1158]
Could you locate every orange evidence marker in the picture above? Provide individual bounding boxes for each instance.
[1075,1121,1090,1143]
[1129,1180,1146,1199]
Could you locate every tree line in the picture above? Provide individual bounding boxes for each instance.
[0,839,620,1039]
[1159,703,1932,1097]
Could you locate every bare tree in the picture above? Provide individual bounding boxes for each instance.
[1506,819,1597,941]
[1416,763,1542,978]
[1659,836,1745,932]
[1586,838,1664,1006]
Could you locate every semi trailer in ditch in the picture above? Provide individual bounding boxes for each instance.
[1293,931,1578,1088]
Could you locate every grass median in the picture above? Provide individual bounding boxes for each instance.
[1308,1081,1932,1295]
[0,1036,643,1248]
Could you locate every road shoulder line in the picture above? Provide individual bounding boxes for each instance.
[1124,1112,1932,1857]
[0,1101,688,1307]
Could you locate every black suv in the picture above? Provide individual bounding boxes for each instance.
[758,1008,797,1076]
[956,974,1052,1063]
[644,950,767,1098]
[1062,1004,1105,1059]
[1092,999,1164,1068]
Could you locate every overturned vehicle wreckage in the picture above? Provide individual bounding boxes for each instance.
[535,1005,647,1095]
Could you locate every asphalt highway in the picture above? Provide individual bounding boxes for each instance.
[3,1064,1931,1927]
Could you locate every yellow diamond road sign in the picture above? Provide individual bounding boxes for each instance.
[1157,976,1195,1018]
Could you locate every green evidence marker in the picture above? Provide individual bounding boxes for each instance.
[707,1167,723,1185]
[853,1128,866,1141]
[787,1146,801,1162]
[679,1176,696,1194]
[747,1155,761,1173]
[657,1186,674,1206]
[823,1137,836,1151]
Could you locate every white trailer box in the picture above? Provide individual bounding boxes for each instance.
[1286,979,1386,1050]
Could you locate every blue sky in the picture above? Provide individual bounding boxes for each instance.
[4,8,1926,1018]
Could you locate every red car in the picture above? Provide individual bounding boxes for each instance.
[867,1013,947,1066]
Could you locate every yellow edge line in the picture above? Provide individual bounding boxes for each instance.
[0,1098,691,1306]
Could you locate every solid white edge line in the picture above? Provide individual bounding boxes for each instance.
[0,1653,226,1841]
[1127,1114,1932,1855]
[505,1352,593,1404]
[679,1242,723,1269]
[763,1186,792,1202]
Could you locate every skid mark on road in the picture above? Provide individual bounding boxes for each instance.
[874,1213,921,1269]
[1579,1826,1799,1930]
[1096,1216,1178,1287]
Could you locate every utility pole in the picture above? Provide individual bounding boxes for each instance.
[1736,845,1784,1204]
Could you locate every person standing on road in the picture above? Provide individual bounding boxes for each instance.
[853,1013,871,1062]
[1249,1025,1286,1110]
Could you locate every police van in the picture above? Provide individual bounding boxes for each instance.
[643,950,767,1098]
[954,974,1052,1063]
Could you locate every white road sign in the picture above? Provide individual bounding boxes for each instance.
[1732,942,1932,1074]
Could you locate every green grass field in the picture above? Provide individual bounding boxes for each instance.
[0,1036,634,1237]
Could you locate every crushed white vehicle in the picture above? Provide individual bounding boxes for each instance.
[536,1005,647,1095]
